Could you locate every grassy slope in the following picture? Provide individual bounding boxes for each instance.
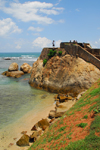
[29,79,100,150]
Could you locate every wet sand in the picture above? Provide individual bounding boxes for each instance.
[0,98,76,150]
[0,102,55,150]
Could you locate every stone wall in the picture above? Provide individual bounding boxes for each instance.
[64,44,100,70]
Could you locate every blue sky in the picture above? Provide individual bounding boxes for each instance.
[0,0,100,52]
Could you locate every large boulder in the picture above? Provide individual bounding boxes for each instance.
[16,134,29,146]
[29,49,100,94]
[8,62,18,71]
[20,63,32,73]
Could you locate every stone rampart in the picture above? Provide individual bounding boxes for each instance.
[63,44,100,69]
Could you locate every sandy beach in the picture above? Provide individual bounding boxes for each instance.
[0,100,56,150]
[0,95,76,150]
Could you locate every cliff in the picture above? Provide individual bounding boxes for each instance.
[29,48,100,95]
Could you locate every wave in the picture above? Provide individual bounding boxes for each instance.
[0,55,38,61]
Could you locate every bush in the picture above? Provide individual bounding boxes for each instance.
[48,49,56,58]
[43,59,47,66]
[58,51,62,56]
[77,123,87,128]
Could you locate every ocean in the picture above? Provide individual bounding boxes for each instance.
[0,52,55,130]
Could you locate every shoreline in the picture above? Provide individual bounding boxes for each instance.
[0,95,76,150]
[0,99,56,150]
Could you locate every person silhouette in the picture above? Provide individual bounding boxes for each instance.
[52,40,55,47]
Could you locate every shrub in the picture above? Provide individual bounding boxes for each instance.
[83,115,88,119]
[58,51,62,56]
[77,123,87,128]
[43,59,47,66]
[48,49,56,58]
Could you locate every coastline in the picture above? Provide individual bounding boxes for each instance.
[0,96,56,150]
[0,94,76,150]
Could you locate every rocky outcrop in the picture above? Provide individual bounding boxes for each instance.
[20,63,32,73]
[29,48,100,94]
[8,62,18,71]
[2,62,32,78]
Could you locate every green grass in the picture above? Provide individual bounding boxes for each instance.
[83,115,88,119]
[54,133,62,140]
[77,123,88,128]
[28,79,100,150]
[64,114,100,150]
[58,126,66,132]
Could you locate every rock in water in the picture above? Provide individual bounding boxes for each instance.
[16,134,29,146]
[29,48,100,94]
[20,63,32,73]
[8,62,18,71]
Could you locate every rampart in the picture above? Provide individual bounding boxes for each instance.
[60,42,100,70]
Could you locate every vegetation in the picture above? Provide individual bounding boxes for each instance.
[58,51,62,56]
[83,115,88,119]
[43,59,47,66]
[28,79,100,150]
[47,49,56,58]
[77,123,87,128]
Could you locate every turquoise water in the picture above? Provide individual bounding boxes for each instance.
[0,52,55,129]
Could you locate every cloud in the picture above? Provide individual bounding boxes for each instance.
[32,37,51,48]
[75,9,80,12]
[0,1,64,24]
[58,19,65,23]
[55,40,62,47]
[15,44,21,49]
[32,37,62,48]
[28,26,43,32]
[55,0,62,6]
[0,18,22,36]
[88,39,100,48]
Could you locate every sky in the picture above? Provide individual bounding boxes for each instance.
[0,0,100,52]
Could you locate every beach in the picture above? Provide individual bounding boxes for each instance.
[0,96,56,150]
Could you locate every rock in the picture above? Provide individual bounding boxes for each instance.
[41,94,47,99]
[2,71,8,76]
[48,110,65,119]
[8,62,18,71]
[2,71,24,78]
[16,134,29,147]
[48,110,56,119]
[20,63,32,73]
[29,130,42,142]
[59,95,68,102]
[55,112,65,118]
[21,131,27,134]
[38,119,50,131]
[31,125,37,131]
[4,58,11,60]
[29,50,100,94]
[31,119,50,131]
[6,71,24,78]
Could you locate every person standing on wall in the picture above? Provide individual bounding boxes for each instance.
[52,40,55,48]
